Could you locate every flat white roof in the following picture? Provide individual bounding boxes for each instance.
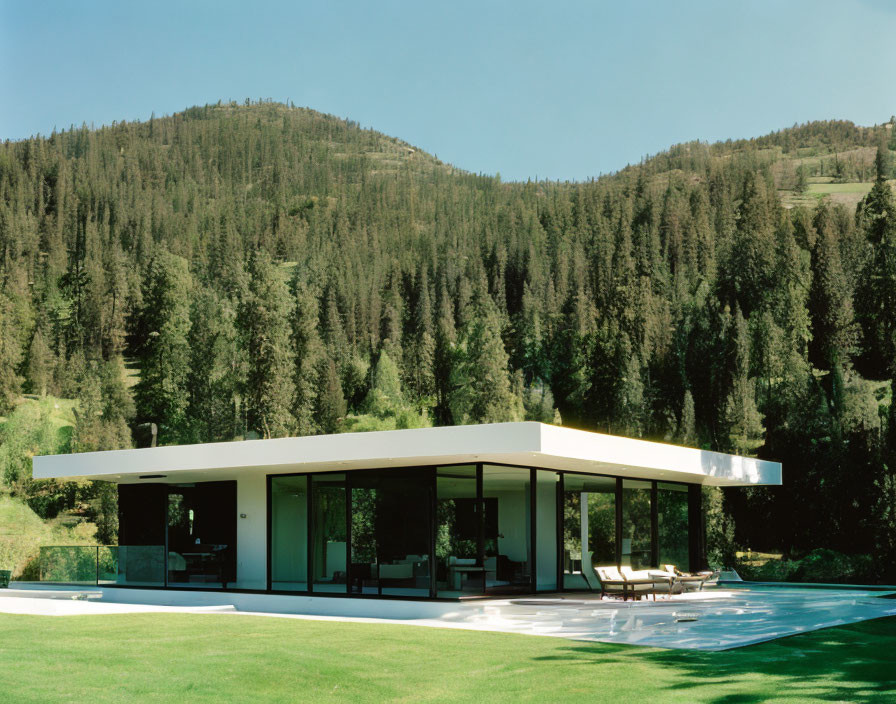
[32,422,781,487]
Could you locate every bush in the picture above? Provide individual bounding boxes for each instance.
[737,548,878,584]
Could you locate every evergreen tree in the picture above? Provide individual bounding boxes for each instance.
[724,307,765,454]
[855,147,896,379]
[808,203,855,416]
[315,357,346,434]
[679,389,697,446]
[134,250,193,443]
[186,289,243,442]
[449,297,524,424]
[291,280,324,436]
[0,292,23,413]
[27,325,53,398]
[242,252,296,439]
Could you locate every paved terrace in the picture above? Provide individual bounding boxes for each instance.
[2,583,894,651]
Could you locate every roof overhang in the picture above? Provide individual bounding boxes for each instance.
[31,422,782,487]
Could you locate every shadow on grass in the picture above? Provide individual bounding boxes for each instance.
[534,616,896,703]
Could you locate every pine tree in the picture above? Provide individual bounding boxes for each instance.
[449,296,524,424]
[808,203,855,415]
[26,325,53,397]
[679,389,697,446]
[724,307,765,455]
[794,164,809,194]
[855,147,896,379]
[315,357,346,434]
[290,280,324,436]
[186,288,243,442]
[134,250,193,443]
[406,268,436,404]
[242,252,296,439]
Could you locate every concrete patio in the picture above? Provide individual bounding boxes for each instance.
[2,583,894,651]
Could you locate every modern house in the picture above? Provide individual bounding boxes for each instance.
[32,422,781,599]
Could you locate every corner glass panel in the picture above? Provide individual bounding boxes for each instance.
[435,465,480,597]
[116,483,167,586]
[657,482,689,571]
[271,476,308,591]
[311,474,347,593]
[621,479,653,569]
[535,470,558,591]
[562,475,616,589]
[482,465,531,594]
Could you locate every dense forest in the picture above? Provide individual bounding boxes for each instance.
[1,101,896,580]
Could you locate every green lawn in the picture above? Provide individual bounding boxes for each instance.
[0,613,894,703]
[807,181,874,195]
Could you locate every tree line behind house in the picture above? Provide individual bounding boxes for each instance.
[1,102,895,580]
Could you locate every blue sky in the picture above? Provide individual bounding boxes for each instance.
[2,0,895,181]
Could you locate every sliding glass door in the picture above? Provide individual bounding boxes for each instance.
[561,474,616,589]
[657,482,689,571]
[482,465,531,594]
[270,475,308,591]
[620,479,653,570]
[350,469,431,597]
[435,465,479,597]
[166,481,236,588]
[311,474,347,593]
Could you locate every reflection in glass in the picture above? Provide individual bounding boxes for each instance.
[311,474,347,593]
[562,475,616,589]
[482,465,531,593]
[271,475,308,591]
[435,466,479,597]
[535,470,558,590]
[350,469,431,597]
[657,482,689,570]
[166,481,236,588]
[621,479,653,569]
[117,483,167,586]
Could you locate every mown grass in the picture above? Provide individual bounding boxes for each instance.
[807,182,874,195]
[0,612,893,703]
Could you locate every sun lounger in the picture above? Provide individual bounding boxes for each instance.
[662,564,710,591]
[581,553,654,600]
[620,566,675,600]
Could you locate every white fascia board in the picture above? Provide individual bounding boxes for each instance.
[32,421,782,487]
[31,422,542,480]
[537,424,782,486]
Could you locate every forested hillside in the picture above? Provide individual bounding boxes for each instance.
[2,101,896,579]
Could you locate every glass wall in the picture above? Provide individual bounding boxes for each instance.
[621,479,653,569]
[657,482,689,571]
[271,475,308,591]
[562,475,616,589]
[350,469,431,597]
[311,474,347,593]
[435,465,479,597]
[535,470,558,591]
[482,465,531,593]
[117,484,167,586]
[166,481,236,588]
[264,466,696,598]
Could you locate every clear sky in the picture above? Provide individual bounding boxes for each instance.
[2,0,895,182]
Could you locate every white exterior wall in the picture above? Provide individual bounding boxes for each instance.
[236,474,267,589]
